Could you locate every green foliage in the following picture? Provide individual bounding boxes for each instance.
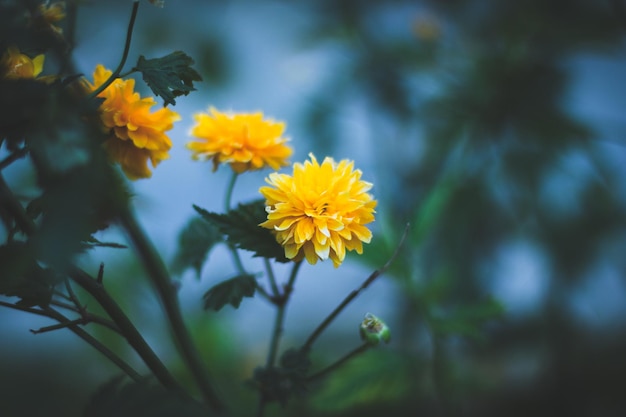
[135,51,202,106]
[0,242,60,307]
[193,200,289,263]
[171,217,223,278]
[202,274,256,311]
[84,376,211,417]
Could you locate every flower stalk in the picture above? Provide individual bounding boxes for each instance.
[88,1,139,100]
[301,223,409,352]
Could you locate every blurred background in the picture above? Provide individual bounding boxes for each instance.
[2,0,626,416]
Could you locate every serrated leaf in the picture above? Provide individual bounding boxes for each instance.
[193,200,289,263]
[135,51,202,106]
[202,274,256,311]
[84,376,210,417]
[171,217,223,278]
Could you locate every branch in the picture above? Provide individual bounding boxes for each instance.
[301,223,410,352]
[0,300,142,381]
[118,207,224,413]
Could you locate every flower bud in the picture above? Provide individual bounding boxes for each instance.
[359,313,391,346]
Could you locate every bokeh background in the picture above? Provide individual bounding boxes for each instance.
[2,0,626,416]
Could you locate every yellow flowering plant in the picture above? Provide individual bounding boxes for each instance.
[0,1,408,416]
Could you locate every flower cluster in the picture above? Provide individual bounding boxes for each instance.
[187,108,292,173]
[85,65,180,179]
[259,154,376,267]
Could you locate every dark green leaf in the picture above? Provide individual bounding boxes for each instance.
[84,376,211,417]
[202,274,256,311]
[135,51,202,106]
[171,216,223,279]
[193,200,289,263]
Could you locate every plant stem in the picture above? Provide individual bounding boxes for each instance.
[0,174,181,392]
[49,300,122,334]
[265,260,302,368]
[118,207,224,413]
[69,266,182,391]
[88,1,139,100]
[301,224,410,352]
[263,258,280,298]
[224,171,246,274]
[224,170,238,212]
[0,147,29,170]
[256,261,302,417]
[307,343,371,382]
[0,301,142,381]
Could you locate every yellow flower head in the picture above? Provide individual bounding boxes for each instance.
[0,46,45,79]
[85,64,181,180]
[187,107,292,173]
[260,154,377,267]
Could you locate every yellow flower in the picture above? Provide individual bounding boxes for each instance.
[85,64,180,180]
[0,46,45,79]
[260,154,377,267]
[187,107,292,173]
[38,1,66,23]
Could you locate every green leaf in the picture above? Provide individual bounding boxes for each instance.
[135,51,202,106]
[171,216,223,278]
[202,274,256,311]
[193,200,289,263]
[84,376,211,417]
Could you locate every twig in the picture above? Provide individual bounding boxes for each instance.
[0,300,142,381]
[0,147,29,170]
[307,343,371,382]
[0,172,181,392]
[301,223,410,352]
[88,1,139,100]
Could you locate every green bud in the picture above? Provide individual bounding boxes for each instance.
[359,313,391,346]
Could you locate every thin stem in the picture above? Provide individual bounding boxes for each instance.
[88,1,139,100]
[69,267,182,391]
[224,170,238,212]
[307,343,371,382]
[256,260,303,417]
[31,317,85,334]
[301,224,410,352]
[265,261,302,368]
[263,258,280,298]
[118,208,224,413]
[224,171,246,274]
[0,301,142,381]
[0,147,29,170]
[49,300,121,334]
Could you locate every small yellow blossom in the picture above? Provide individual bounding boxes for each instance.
[0,46,45,79]
[85,65,180,180]
[260,154,377,267]
[187,107,292,173]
